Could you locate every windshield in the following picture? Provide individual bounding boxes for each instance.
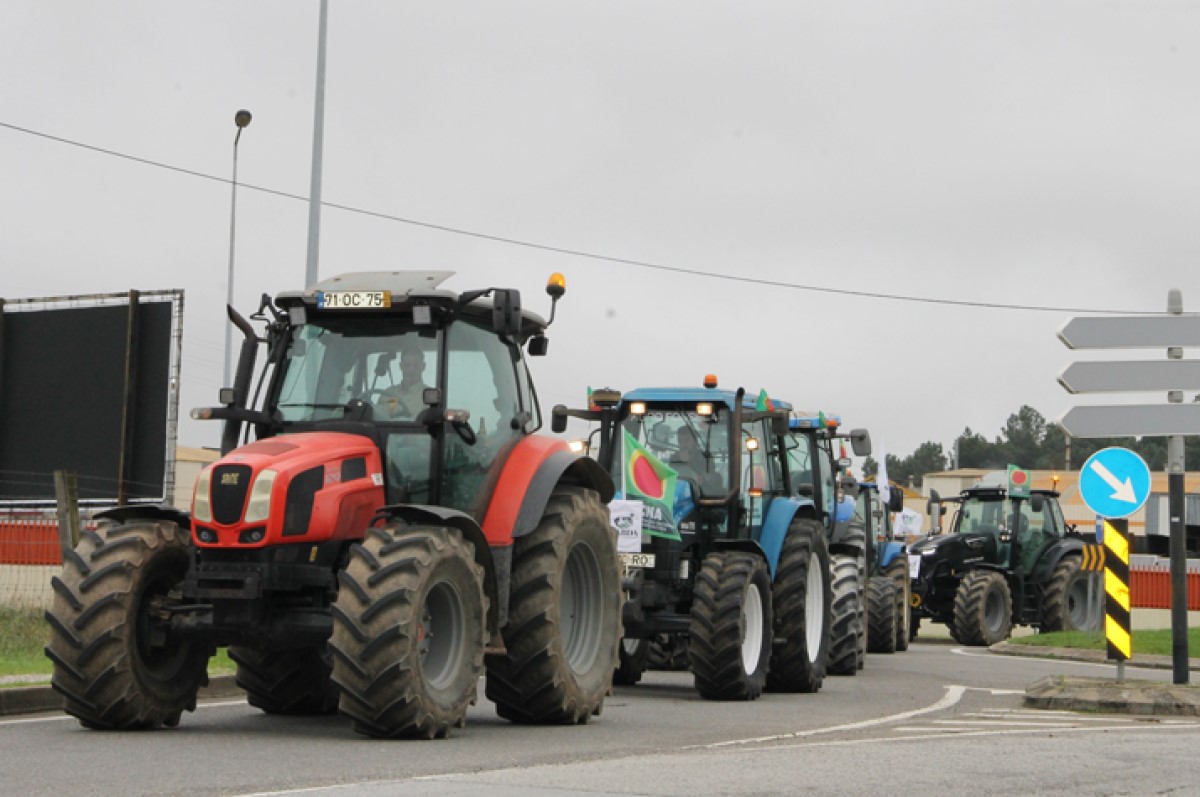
[620,406,730,498]
[273,320,438,423]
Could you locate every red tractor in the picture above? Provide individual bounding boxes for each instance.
[45,271,621,738]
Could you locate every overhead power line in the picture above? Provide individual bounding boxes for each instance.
[0,120,1148,315]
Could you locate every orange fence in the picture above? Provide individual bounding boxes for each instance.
[1,520,1199,609]
[0,519,62,566]
[1130,563,1200,611]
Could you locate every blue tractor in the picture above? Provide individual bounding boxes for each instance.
[552,381,871,699]
[855,481,911,653]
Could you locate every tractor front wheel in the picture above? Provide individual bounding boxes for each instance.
[866,575,898,654]
[828,554,863,675]
[885,558,912,651]
[688,552,773,700]
[229,646,339,715]
[952,570,1013,646]
[614,637,649,686]
[44,520,211,730]
[330,523,487,739]
[765,519,831,693]
[486,486,621,724]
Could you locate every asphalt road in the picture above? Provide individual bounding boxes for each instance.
[3,644,1197,796]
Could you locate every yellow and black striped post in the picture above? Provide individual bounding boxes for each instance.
[1103,519,1131,676]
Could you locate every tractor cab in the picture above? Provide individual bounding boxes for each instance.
[197,270,560,529]
[931,484,1066,574]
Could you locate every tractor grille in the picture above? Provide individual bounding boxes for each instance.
[212,464,253,524]
[283,465,324,537]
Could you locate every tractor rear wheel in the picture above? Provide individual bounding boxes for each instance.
[827,554,863,675]
[1042,556,1089,632]
[486,486,620,724]
[885,558,912,651]
[765,518,831,693]
[44,520,211,730]
[647,633,689,670]
[330,523,486,739]
[866,576,898,654]
[229,646,339,715]
[688,552,773,700]
[614,637,649,686]
[952,570,1013,646]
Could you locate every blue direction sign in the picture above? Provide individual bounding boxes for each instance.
[1079,447,1152,519]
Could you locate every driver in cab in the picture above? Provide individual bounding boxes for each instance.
[381,348,430,419]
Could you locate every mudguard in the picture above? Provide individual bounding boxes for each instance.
[878,541,905,569]
[481,435,614,547]
[1030,537,1086,584]
[755,497,813,579]
[96,504,192,530]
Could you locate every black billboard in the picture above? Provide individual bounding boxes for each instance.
[0,293,178,504]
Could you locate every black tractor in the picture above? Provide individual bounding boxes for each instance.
[909,471,1096,645]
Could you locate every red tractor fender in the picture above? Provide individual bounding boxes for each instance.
[481,435,614,547]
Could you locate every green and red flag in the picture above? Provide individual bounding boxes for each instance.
[1007,464,1032,499]
[755,389,773,411]
[623,429,679,538]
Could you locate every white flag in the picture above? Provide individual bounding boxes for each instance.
[877,439,890,505]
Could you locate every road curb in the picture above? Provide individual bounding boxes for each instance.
[1024,675,1200,716]
[0,674,243,718]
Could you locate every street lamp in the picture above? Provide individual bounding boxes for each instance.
[224,109,252,389]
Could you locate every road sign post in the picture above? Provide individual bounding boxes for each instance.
[1102,519,1132,682]
[1058,289,1194,685]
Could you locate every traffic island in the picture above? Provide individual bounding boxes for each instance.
[1024,675,1200,716]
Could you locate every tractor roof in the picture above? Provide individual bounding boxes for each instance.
[620,386,792,412]
[274,270,549,342]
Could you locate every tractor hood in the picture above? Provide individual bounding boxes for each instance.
[911,531,998,572]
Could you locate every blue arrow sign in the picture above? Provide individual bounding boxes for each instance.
[1079,447,1152,519]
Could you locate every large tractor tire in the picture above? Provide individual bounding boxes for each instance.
[952,570,1013,646]
[330,523,487,739]
[1042,556,1090,632]
[44,520,211,730]
[229,646,339,715]
[688,551,773,701]
[827,554,863,675]
[765,518,831,693]
[646,633,689,670]
[866,576,898,654]
[486,486,621,724]
[885,558,912,651]
[613,637,649,686]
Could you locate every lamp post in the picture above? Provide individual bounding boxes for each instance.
[224,108,252,389]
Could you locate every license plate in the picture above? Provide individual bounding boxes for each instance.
[908,554,921,579]
[620,552,655,569]
[317,290,392,309]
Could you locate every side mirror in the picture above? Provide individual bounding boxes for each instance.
[887,488,905,513]
[848,428,872,457]
[1030,494,1045,513]
[527,334,549,357]
[551,405,568,434]
[927,490,942,535]
[493,289,523,337]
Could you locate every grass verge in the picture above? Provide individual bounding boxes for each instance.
[1007,626,1200,656]
[1,605,235,682]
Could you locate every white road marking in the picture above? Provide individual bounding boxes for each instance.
[692,684,967,749]
[0,697,248,727]
[950,646,1165,674]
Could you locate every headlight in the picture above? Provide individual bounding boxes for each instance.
[193,469,213,522]
[244,469,278,524]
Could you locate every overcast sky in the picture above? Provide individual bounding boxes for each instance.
[3,1,1198,464]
